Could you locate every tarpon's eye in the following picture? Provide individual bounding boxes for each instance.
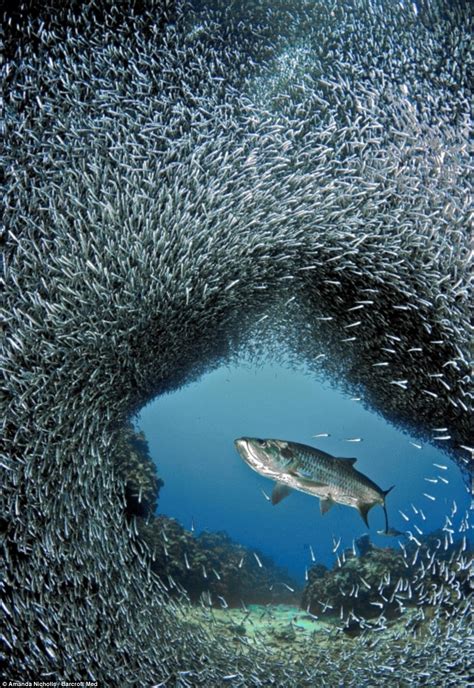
[257,439,269,448]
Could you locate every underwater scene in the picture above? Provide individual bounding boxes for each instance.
[3,0,473,686]
[131,358,472,677]
[138,361,471,578]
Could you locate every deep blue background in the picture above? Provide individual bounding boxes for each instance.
[137,361,470,581]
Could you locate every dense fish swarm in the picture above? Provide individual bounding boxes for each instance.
[3,0,472,684]
[302,529,473,625]
[138,517,300,608]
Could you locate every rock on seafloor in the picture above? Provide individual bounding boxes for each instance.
[301,532,472,626]
[2,0,472,685]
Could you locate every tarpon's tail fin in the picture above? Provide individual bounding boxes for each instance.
[382,485,395,534]
[358,486,395,531]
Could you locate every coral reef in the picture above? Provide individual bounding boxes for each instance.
[302,545,406,619]
[114,423,164,518]
[355,534,373,557]
[116,424,300,606]
[301,532,473,628]
[138,517,300,607]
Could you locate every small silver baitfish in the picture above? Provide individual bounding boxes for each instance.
[235,437,394,531]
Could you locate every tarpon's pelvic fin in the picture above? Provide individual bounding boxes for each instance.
[271,482,292,505]
[320,497,335,515]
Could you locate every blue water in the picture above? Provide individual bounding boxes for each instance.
[137,360,470,581]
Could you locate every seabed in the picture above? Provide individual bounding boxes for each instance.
[180,601,433,666]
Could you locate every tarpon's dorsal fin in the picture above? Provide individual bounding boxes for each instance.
[357,502,372,527]
[320,497,334,515]
[271,482,292,505]
[337,457,357,465]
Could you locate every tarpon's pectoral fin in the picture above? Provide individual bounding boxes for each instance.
[320,497,334,515]
[357,502,372,527]
[337,457,357,465]
[290,468,313,479]
[287,460,301,477]
[271,482,292,505]
[296,475,327,488]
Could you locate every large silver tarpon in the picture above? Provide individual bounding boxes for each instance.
[235,437,394,531]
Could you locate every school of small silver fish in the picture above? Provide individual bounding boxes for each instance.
[2,0,472,685]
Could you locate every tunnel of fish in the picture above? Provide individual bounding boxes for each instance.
[3,0,472,685]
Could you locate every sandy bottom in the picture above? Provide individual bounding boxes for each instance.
[182,602,345,656]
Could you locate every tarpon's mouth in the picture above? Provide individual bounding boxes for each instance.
[234,437,249,454]
[234,437,267,467]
